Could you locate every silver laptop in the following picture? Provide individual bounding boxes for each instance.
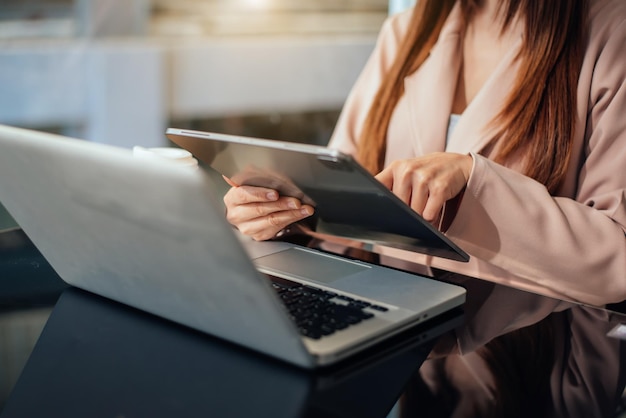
[0,124,466,368]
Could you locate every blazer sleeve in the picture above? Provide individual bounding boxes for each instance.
[445,18,626,306]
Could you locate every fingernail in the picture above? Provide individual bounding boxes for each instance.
[301,207,312,216]
[288,200,298,209]
[266,191,278,200]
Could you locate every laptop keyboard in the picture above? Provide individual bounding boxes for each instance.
[269,276,388,340]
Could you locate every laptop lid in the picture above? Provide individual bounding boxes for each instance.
[0,124,313,368]
[164,128,469,262]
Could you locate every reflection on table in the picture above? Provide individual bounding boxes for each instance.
[1,228,626,417]
[399,276,626,418]
[2,287,461,418]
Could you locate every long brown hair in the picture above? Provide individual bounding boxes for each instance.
[357,0,588,194]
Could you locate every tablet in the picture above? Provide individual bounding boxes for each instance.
[166,128,469,262]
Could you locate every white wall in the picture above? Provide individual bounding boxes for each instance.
[0,35,376,148]
[1,0,384,147]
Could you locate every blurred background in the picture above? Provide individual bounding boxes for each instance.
[0,0,416,148]
[0,0,416,409]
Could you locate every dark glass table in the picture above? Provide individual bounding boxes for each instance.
[1,227,625,418]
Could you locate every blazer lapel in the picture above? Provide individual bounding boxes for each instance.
[445,36,523,155]
[404,3,464,157]
[402,3,524,157]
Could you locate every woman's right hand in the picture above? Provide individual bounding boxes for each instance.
[222,177,315,241]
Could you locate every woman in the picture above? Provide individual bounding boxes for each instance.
[223,0,626,306]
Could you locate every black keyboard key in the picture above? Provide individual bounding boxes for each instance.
[358,312,373,320]
[333,321,348,330]
[269,277,378,339]
[320,325,335,336]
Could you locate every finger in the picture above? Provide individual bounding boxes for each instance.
[223,185,279,207]
[409,178,430,216]
[237,218,284,241]
[249,196,305,218]
[375,167,394,189]
[392,179,414,207]
[422,192,446,223]
[385,163,414,205]
[422,176,461,222]
[225,196,305,224]
[238,206,315,241]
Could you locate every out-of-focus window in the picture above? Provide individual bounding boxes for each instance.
[0,0,74,39]
[0,0,388,148]
[151,0,387,37]
[150,0,388,145]
[388,0,416,15]
[0,0,389,39]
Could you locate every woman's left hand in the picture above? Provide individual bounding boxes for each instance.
[375,152,473,223]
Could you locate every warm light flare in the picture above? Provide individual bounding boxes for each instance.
[241,0,272,10]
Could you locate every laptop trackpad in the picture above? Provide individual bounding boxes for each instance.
[254,247,369,284]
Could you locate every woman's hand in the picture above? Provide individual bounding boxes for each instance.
[375,152,473,223]
[222,176,315,241]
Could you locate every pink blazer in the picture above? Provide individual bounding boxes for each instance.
[328,0,626,306]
